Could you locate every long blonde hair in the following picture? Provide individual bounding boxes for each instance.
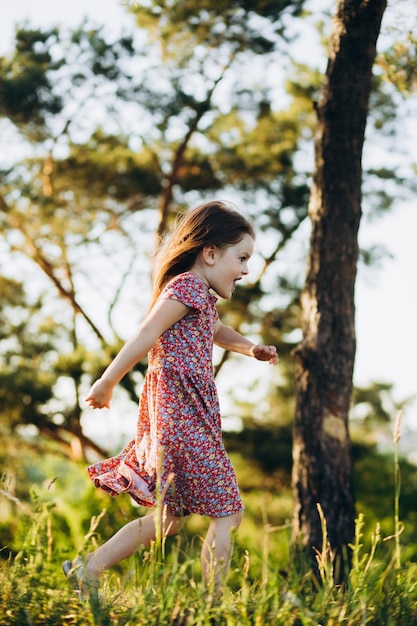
[149,200,254,310]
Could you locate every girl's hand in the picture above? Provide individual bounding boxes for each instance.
[251,344,279,365]
[85,378,114,409]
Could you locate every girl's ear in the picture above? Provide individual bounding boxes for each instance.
[201,245,217,266]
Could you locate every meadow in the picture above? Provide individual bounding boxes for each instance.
[1,436,417,625]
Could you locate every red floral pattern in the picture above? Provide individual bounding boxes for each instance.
[87,272,243,517]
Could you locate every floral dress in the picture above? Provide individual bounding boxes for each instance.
[87,272,243,517]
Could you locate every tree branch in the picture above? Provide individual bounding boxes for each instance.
[156,66,231,238]
[3,209,106,343]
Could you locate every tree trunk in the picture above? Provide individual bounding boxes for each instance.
[292,0,387,579]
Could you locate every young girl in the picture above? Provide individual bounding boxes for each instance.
[63,200,278,597]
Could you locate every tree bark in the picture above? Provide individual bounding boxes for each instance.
[292,0,387,578]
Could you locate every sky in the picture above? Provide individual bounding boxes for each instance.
[1,0,416,443]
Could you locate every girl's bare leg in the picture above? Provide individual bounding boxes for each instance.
[201,510,243,594]
[82,506,183,580]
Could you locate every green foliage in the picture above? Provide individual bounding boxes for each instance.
[226,425,293,476]
[0,277,61,431]
[61,130,163,201]
[377,11,417,96]
[352,448,417,562]
[127,0,306,57]
[0,8,316,453]
[0,277,131,451]
[0,28,63,131]
[351,381,409,424]
[1,407,417,623]
[1,444,417,625]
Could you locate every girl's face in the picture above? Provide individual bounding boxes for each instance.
[207,233,254,299]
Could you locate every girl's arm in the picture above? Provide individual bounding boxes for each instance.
[213,321,278,365]
[85,298,189,409]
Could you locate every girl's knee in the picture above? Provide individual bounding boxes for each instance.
[162,508,184,536]
[167,517,183,536]
[231,510,243,528]
[211,510,243,530]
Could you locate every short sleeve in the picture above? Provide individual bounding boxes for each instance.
[162,272,215,311]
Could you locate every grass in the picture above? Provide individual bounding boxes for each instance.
[2,413,417,625]
[1,493,417,625]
